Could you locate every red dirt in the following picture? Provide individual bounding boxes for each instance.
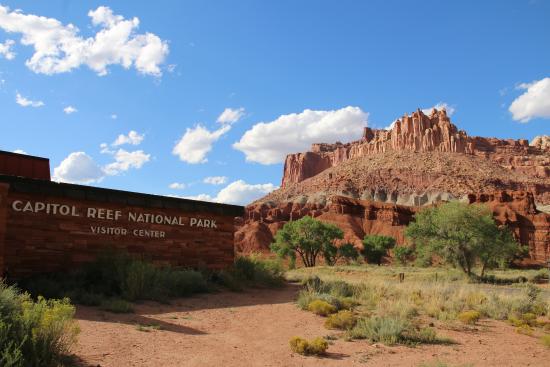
[73,285,550,367]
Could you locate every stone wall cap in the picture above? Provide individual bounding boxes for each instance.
[0,174,244,217]
[0,150,49,161]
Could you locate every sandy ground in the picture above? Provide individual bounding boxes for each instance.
[73,284,550,367]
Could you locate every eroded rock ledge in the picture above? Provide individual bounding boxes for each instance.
[236,191,549,264]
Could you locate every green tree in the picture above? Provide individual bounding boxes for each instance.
[361,235,396,265]
[338,243,360,264]
[270,216,343,267]
[405,201,521,277]
[324,243,360,266]
[393,246,414,266]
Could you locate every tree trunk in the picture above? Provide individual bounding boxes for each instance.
[480,262,486,278]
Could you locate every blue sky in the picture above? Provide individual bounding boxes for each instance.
[0,0,549,205]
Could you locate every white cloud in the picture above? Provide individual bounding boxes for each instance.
[0,5,169,76]
[203,176,227,185]
[509,77,550,122]
[15,92,44,107]
[112,130,144,146]
[54,146,150,184]
[13,149,26,154]
[52,152,105,184]
[233,106,368,165]
[63,105,77,114]
[172,124,231,164]
[111,114,118,120]
[217,107,245,124]
[421,102,456,117]
[99,143,113,154]
[169,182,186,190]
[182,193,215,202]
[184,180,277,205]
[103,148,150,175]
[0,39,15,59]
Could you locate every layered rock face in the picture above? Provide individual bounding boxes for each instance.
[237,191,549,263]
[238,108,550,264]
[282,109,549,187]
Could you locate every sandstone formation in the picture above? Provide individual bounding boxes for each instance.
[531,135,550,151]
[282,109,549,188]
[237,109,550,264]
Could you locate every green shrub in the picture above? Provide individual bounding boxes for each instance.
[508,312,543,328]
[457,311,480,325]
[297,290,317,310]
[339,297,358,311]
[212,270,243,291]
[100,298,134,313]
[394,246,414,265]
[0,281,79,367]
[541,335,550,348]
[529,269,549,283]
[230,255,285,287]
[348,316,409,345]
[361,235,395,265]
[308,300,337,316]
[515,324,534,336]
[410,327,438,343]
[21,251,210,304]
[325,310,356,330]
[289,336,328,355]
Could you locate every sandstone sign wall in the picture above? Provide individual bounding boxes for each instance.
[0,175,243,278]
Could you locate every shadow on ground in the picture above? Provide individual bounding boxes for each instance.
[74,283,302,334]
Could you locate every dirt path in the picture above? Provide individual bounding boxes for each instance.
[73,285,549,367]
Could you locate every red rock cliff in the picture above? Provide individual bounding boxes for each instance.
[236,191,550,264]
[282,109,549,187]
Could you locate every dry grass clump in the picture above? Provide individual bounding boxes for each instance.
[289,336,328,355]
[541,335,550,348]
[347,316,409,345]
[291,265,550,347]
[457,311,480,325]
[308,300,336,316]
[324,310,356,330]
[100,298,134,313]
[515,324,534,336]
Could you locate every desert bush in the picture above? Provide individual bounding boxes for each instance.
[362,235,395,265]
[308,300,337,316]
[515,324,534,336]
[511,284,547,316]
[100,298,134,313]
[297,289,318,310]
[337,243,360,264]
[21,251,210,304]
[408,327,438,343]
[289,336,328,355]
[394,246,414,265]
[508,312,541,328]
[541,335,550,348]
[529,269,549,283]
[231,255,285,287]
[348,316,409,345]
[0,281,79,367]
[457,311,480,325]
[324,310,356,330]
[211,270,243,291]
